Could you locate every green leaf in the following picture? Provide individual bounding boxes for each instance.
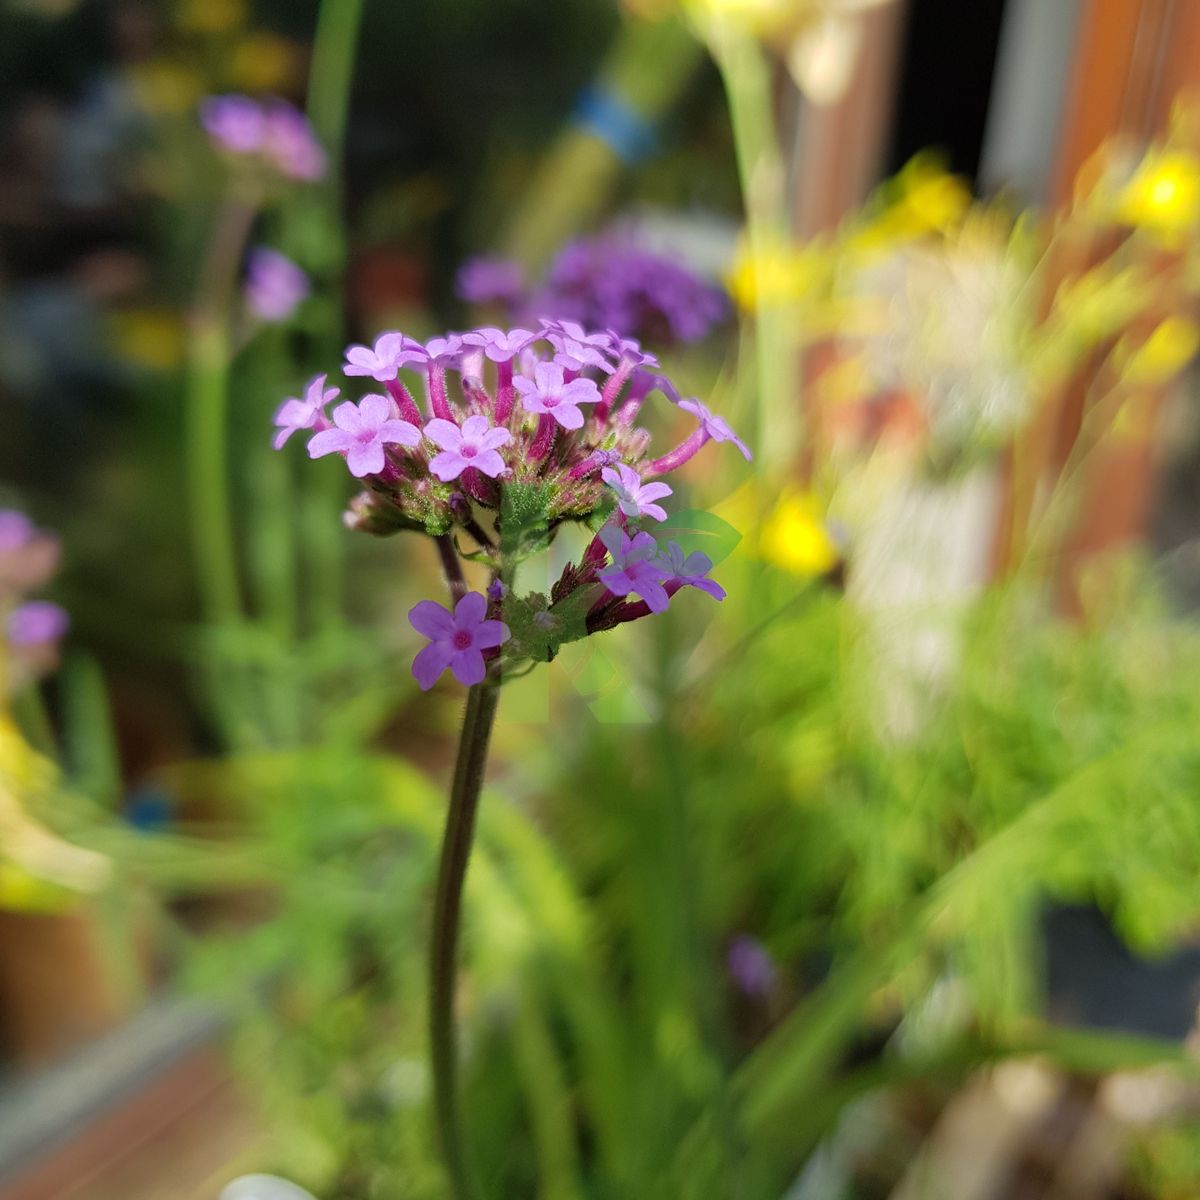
[655,509,742,565]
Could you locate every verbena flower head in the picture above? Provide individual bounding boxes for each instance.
[276,321,751,686]
[245,248,310,322]
[200,95,326,183]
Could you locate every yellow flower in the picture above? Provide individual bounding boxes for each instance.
[760,489,839,576]
[847,156,971,256]
[1119,316,1200,386]
[1116,151,1200,240]
[176,0,247,34]
[229,32,304,94]
[727,239,824,311]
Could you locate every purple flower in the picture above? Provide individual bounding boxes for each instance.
[728,935,776,997]
[422,334,465,367]
[512,361,601,431]
[200,94,264,153]
[539,319,614,374]
[409,592,510,690]
[605,332,660,369]
[456,257,526,306]
[8,601,69,647]
[459,327,536,364]
[678,398,752,461]
[0,511,33,552]
[273,374,338,449]
[601,463,673,522]
[424,415,511,481]
[660,542,725,601]
[261,101,326,181]
[597,525,671,612]
[245,248,310,322]
[343,332,425,382]
[308,395,421,477]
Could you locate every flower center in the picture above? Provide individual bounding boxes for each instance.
[543,392,560,407]
[461,444,478,459]
[452,630,473,650]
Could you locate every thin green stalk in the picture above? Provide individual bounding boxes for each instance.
[186,196,258,627]
[429,681,500,1200]
[707,25,798,472]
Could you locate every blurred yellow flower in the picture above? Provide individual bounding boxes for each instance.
[760,490,840,576]
[848,156,971,255]
[1116,151,1200,240]
[727,239,824,311]
[1119,316,1200,386]
[108,308,186,371]
[176,0,247,35]
[230,32,305,95]
[127,59,205,116]
[0,863,75,914]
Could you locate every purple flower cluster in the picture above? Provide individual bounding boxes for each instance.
[0,509,68,688]
[244,248,310,323]
[274,320,750,691]
[200,95,326,182]
[456,235,729,349]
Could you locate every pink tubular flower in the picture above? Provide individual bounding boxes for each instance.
[343,332,425,381]
[678,398,752,461]
[459,327,536,363]
[409,592,510,689]
[597,525,671,612]
[273,374,338,449]
[245,248,310,322]
[660,541,726,601]
[424,415,511,481]
[512,361,601,430]
[422,334,465,366]
[601,462,673,522]
[307,395,421,477]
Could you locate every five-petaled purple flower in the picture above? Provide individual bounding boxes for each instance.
[512,361,600,430]
[409,592,510,690]
[460,327,536,363]
[678,398,752,461]
[8,601,69,647]
[597,525,671,612]
[539,319,615,374]
[273,374,338,449]
[661,542,726,601]
[245,248,310,322]
[601,463,673,522]
[343,332,425,381]
[308,395,421,477]
[424,416,511,481]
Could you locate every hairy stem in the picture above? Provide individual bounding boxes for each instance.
[429,681,500,1200]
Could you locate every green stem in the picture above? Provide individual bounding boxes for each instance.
[429,681,500,1200]
[186,196,258,626]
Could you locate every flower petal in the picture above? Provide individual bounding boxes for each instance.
[346,441,385,477]
[358,393,391,425]
[450,647,486,687]
[377,419,422,448]
[424,418,462,450]
[428,451,467,481]
[307,428,353,459]
[473,450,508,478]
[460,414,491,441]
[455,591,488,626]
[473,619,510,649]
[409,599,455,639]
[550,404,585,430]
[479,427,512,451]
[412,642,455,691]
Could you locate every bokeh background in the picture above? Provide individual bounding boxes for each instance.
[2,1,1200,1197]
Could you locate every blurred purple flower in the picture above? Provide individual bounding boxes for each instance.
[245,248,310,322]
[728,935,776,997]
[8,601,69,647]
[456,256,526,306]
[261,101,327,181]
[0,511,34,552]
[200,94,264,153]
[409,592,510,690]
